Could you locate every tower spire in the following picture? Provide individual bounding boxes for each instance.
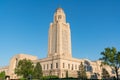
[48,8,72,57]
[54,7,66,23]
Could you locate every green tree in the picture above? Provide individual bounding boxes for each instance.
[0,71,5,80]
[102,68,110,79]
[77,70,80,79]
[15,58,34,79]
[33,62,43,79]
[42,75,58,79]
[100,47,120,80]
[77,62,87,79]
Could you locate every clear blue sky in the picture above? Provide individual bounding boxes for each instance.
[0,0,120,67]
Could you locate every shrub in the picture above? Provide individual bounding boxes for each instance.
[42,75,59,80]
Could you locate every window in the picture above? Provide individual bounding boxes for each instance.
[44,64,45,70]
[56,63,58,68]
[16,58,18,67]
[63,63,65,68]
[84,61,92,72]
[78,65,80,70]
[68,64,70,69]
[75,65,77,70]
[84,65,92,72]
[88,66,92,72]
[62,73,64,77]
[51,64,53,69]
[47,64,49,69]
[112,69,115,74]
[58,15,62,19]
[72,64,73,70]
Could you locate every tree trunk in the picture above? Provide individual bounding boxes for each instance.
[115,67,119,80]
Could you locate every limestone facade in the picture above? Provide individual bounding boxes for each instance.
[48,8,71,58]
[0,54,37,79]
[33,56,116,79]
[0,66,8,75]
[0,8,118,79]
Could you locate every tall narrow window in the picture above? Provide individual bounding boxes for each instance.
[16,58,18,67]
[72,64,73,70]
[44,64,45,70]
[47,64,49,69]
[75,65,77,70]
[56,63,58,68]
[63,63,65,68]
[51,64,53,69]
[55,24,57,53]
[78,65,80,70]
[68,64,70,69]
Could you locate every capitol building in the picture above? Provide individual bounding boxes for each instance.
[0,8,116,79]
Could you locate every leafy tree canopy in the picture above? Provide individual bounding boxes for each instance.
[0,71,5,79]
[15,58,34,79]
[100,47,120,80]
[77,62,87,79]
[102,68,110,79]
[33,62,43,79]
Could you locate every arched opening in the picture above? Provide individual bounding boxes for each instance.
[84,60,93,72]
[5,75,10,80]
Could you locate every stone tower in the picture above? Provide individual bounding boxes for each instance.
[48,8,72,57]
